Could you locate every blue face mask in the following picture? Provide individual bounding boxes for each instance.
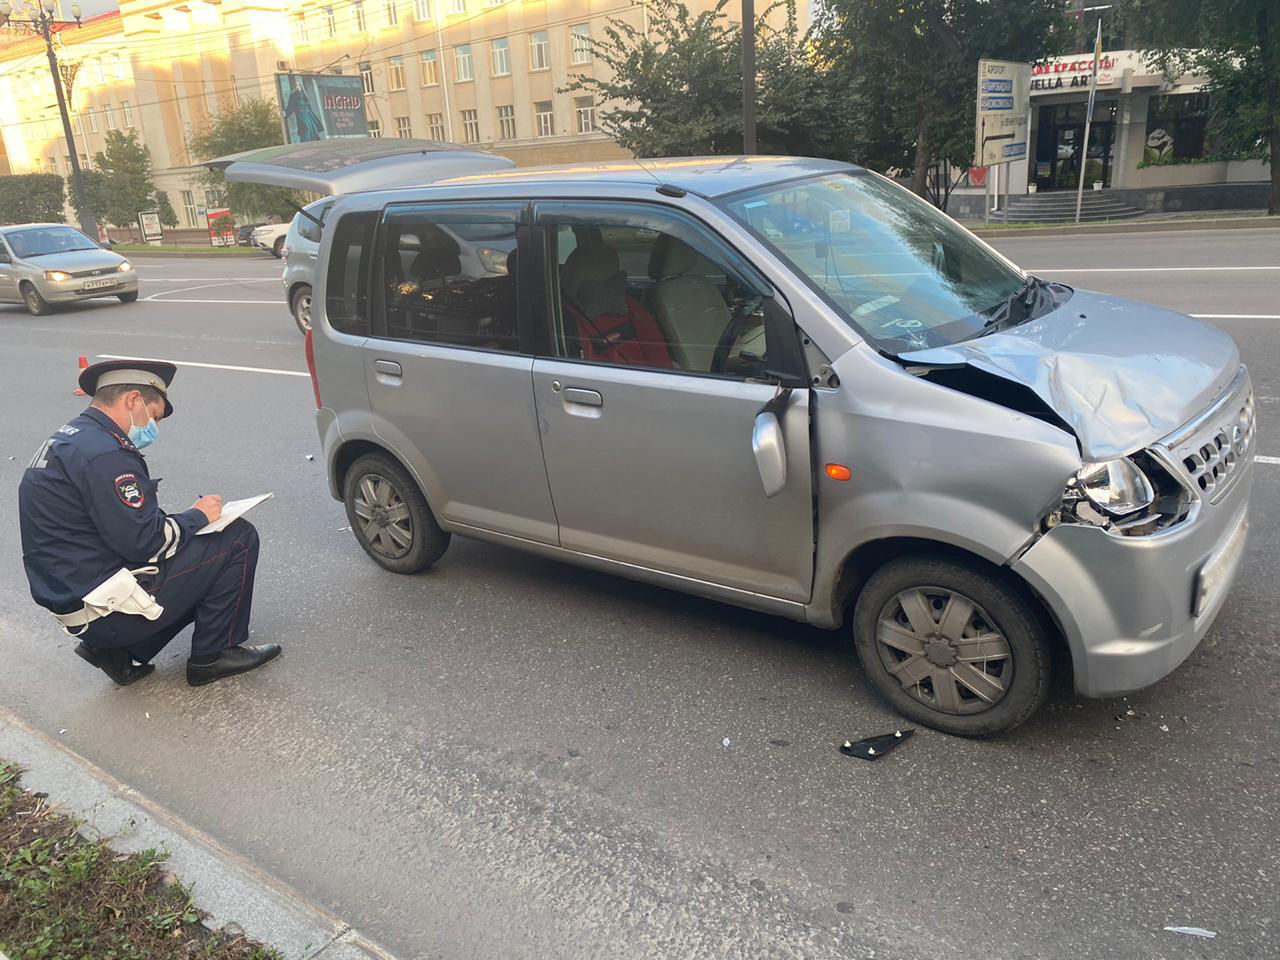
[128,404,159,450]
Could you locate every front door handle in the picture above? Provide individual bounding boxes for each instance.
[373,359,402,376]
[563,387,603,407]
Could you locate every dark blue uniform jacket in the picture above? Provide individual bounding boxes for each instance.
[18,408,206,615]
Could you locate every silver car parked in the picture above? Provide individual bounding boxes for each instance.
[0,223,139,315]
[214,142,1255,736]
[282,196,334,334]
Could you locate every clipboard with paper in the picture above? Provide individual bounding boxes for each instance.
[196,493,274,535]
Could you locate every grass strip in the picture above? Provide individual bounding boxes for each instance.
[0,759,281,960]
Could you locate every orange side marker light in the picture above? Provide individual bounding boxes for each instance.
[825,464,852,482]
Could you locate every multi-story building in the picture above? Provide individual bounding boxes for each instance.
[1,0,802,230]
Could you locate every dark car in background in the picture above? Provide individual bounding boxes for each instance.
[237,223,264,246]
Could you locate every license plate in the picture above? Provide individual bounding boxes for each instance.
[1193,514,1248,616]
[82,277,116,290]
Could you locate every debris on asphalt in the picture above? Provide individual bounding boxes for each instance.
[1164,926,1217,939]
[1126,708,1137,717]
[1159,724,1170,732]
[305,454,315,461]
[840,729,914,761]
[721,737,731,748]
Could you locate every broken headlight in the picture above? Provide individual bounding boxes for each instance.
[1072,459,1154,517]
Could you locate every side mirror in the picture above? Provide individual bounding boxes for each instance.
[752,410,787,498]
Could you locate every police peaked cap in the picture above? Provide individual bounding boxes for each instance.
[79,359,177,418]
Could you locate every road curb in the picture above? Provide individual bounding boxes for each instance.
[0,707,398,960]
[967,214,1276,239]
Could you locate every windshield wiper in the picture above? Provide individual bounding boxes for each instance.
[980,276,1046,335]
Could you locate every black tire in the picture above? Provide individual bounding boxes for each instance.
[852,556,1051,736]
[272,236,286,258]
[343,452,450,574]
[117,291,139,303]
[290,284,312,335]
[21,282,53,316]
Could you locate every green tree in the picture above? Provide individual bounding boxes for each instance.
[88,130,161,228]
[1118,0,1277,214]
[155,191,179,229]
[564,0,852,159]
[815,0,1068,197]
[187,99,298,220]
[0,174,66,223]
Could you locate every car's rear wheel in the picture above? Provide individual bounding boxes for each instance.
[853,557,1051,736]
[290,285,312,334]
[343,453,450,574]
[272,236,286,258]
[21,282,53,316]
[117,291,139,304]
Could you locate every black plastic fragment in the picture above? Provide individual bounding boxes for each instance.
[839,729,914,761]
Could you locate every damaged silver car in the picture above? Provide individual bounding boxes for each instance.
[214,143,1255,735]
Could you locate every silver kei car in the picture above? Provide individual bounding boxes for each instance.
[215,141,1255,736]
[0,223,139,315]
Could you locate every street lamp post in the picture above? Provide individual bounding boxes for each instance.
[0,0,99,239]
[741,0,756,154]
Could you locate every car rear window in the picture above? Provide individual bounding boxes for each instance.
[324,211,377,336]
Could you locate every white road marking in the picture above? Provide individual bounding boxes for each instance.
[138,277,277,283]
[1031,266,1280,273]
[1190,314,1280,320]
[96,353,309,377]
[1257,456,1280,465]
[144,280,279,301]
[136,298,283,305]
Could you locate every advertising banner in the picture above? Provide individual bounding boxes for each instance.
[975,60,1032,167]
[275,73,369,143]
[207,207,235,247]
[137,211,163,243]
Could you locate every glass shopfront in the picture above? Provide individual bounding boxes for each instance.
[1032,100,1118,191]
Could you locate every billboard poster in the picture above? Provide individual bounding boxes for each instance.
[137,211,163,243]
[275,73,369,143]
[207,207,235,247]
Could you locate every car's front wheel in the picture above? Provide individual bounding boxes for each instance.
[117,291,139,304]
[853,556,1051,736]
[21,282,53,316]
[343,452,450,574]
[290,285,312,334]
[272,236,286,258]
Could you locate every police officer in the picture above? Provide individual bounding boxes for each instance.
[18,360,281,686]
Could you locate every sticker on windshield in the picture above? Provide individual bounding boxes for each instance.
[852,295,900,317]
[828,210,851,234]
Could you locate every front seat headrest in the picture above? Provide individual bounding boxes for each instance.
[648,234,701,281]
[563,242,621,300]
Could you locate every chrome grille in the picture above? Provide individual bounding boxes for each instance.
[1170,387,1255,498]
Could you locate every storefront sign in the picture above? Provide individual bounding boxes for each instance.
[975,59,1031,166]
[207,207,235,247]
[1029,50,1150,94]
[275,72,369,143]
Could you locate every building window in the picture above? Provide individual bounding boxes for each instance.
[454,44,473,82]
[388,56,405,90]
[491,37,509,76]
[361,61,375,94]
[104,104,117,130]
[529,31,549,71]
[571,24,591,64]
[181,189,197,226]
[292,13,308,44]
[93,60,105,85]
[486,0,503,6]
[426,112,446,140]
[368,119,382,138]
[324,5,337,36]
[497,104,515,140]
[79,153,89,170]
[575,96,595,134]
[383,0,398,27]
[351,0,367,32]
[461,109,479,143]
[72,114,83,136]
[121,101,134,127]
[204,188,223,210]
[396,115,413,138]
[414,0,430,19]
[1144,93,1211,164]
[448,0,464,13]
[534,100,553,137]
[420,50,439,85]
[87,107,98,133]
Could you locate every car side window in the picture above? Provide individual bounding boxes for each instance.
[325,210,377,336]
[297,201,332,244]
[375,205,520,353]
[541,204,787,380]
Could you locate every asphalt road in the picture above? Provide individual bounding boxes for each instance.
[1,227,1278,960]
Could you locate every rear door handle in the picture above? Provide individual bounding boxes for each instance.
[563,387,602,407]
[373,359,402,376]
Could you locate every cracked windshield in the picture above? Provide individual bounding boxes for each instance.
[723,172,1030,352]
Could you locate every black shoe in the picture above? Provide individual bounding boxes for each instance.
[186,644,281,687]
[75,641,155,686]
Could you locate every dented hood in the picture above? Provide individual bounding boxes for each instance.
[899,289,1240,460]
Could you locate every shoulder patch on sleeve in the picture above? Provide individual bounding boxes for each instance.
[114,473,145,509]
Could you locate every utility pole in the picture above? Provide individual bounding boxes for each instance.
[741,0,756,153]
[0,0,99,239]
